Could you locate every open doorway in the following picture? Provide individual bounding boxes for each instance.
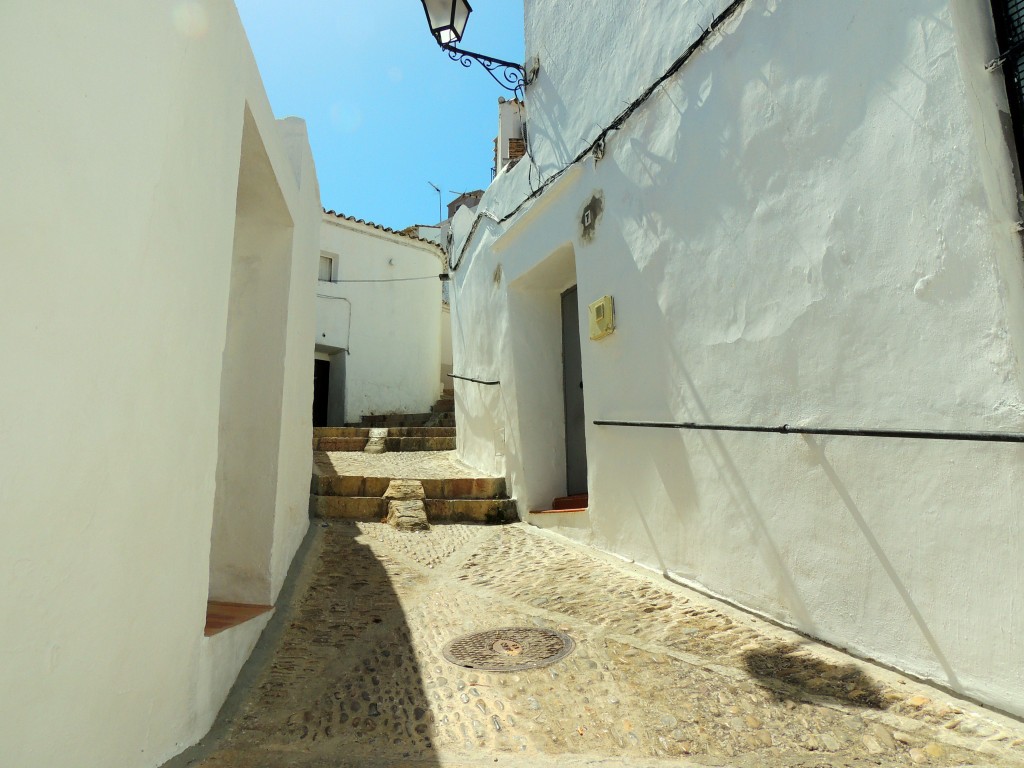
[507,244,589,513]
[312,359,330,427]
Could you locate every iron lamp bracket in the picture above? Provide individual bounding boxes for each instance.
[440,43,528,100]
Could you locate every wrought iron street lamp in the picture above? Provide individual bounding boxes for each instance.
[419,0,527,99]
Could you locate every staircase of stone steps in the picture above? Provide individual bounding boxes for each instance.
[313,426,455,453]
[429,389,454,415]
[356,411,456,428]
[309,390,516,525]
[347,389,456,430]
[309,459,516,524]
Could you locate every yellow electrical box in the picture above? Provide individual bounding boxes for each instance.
[588,295,615,340]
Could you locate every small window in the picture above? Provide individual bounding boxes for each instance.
[319,254,333,282]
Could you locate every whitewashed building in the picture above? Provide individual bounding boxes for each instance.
[403,194,486,388]
[449,0,1024,717]
[317,212,446,424]
[0,3,321,766]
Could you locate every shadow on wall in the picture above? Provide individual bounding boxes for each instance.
[581,0,980,696]
[166,522,440,768]
[802,436,962,690]
[742,642,889,710]
[586,201,816,632]
[518,51,574,175]
[585,0,933,630]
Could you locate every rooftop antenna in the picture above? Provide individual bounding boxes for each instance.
[428,181,442,223]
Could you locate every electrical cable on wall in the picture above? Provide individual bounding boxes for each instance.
[315,294,353,354]
[449,0,750,272]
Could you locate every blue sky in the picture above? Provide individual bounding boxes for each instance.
[234,1,525,231]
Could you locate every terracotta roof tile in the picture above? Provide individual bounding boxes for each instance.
[322,209,443,250]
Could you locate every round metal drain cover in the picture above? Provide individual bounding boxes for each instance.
[443,627,575,672]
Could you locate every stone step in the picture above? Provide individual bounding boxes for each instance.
[431,399,455,413]
[314,426,456,438]
[310,495,517,524]
[387,436,455,451]
[423,413,456,427]
[313,427,368,438]
[311,474,506,499]
[314,436,368,452]
[313,436,456,452]
[330,413,457,432]
[359,413,434,427]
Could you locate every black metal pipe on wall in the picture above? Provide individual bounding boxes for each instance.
[593,420,1024,444]
[448,373,500,386]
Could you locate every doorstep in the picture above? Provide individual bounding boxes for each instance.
[530,494,588,515]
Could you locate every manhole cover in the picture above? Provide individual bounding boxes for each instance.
[443,627,575,672]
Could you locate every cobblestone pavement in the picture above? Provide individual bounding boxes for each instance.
[314,451,492,480]
[178,522,1024,768]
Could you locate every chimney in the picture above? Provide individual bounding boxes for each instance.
[495,97,526,174]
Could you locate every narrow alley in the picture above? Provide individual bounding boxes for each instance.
[167,454,1024,768]
[8,5,1024,768]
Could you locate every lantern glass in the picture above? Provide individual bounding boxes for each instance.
[420,0,472,45]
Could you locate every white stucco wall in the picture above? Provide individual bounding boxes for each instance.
[0,3,319,766]
[440,304,454,387]
[450,0,1024,716]
[268,118,320,603]
[408,224,446,246]
[316,258,352,353]
[319,215,444,421]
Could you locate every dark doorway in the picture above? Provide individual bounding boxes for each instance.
[561,286,588,495]
[312,359,330,427]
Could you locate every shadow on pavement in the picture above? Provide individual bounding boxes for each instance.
[742,642,889,710]
[165,521,440,768]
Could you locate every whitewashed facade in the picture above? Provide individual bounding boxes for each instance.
[449,0,1024,717]
[0,3,321,766]
[318,213,445,423]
